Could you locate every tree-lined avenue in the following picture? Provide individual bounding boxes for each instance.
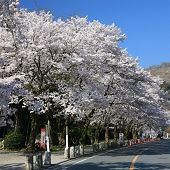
[52,140,170,170]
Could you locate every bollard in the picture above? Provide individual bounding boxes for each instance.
[25,154,33,170]
[111,142,118,148]
[107,142,111,149]
[134,139,136,145]
[138,139,141,144]
[92,144,96,152]
[124,140,128,146]
[105,142,108,149]
[129,140,132,146]
[44,151,51,165]
[64,147,70,159]
[99,143,102,150]
[80,145,84,156]
[35,153,42,169]
[75,146,80,157]
[70,146,75,158]
[99,143,105,150]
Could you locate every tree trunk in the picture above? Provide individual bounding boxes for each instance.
[105,123,109,143]
[105,117,110,143]
[50,126,59,146]
[48,118,59,146]
[90,137,94,145]
[80,119,90,145]
[132,128,137,139]
[57,115,66,146]
[14,114,20,132]
[94,136,99,143]
[58,132,65,146]
[94,121,102,143]
[80,109,95,145]
[45,110,61,146]
[125,122,132,140]
[114,124,117,142]
[26,114,40,152]
[125,125,130,140]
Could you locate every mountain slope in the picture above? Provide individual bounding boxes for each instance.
[146,62,170,83]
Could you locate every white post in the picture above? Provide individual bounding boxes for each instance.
[44,121,51,165]
[46,136,50,152]
[46,121,50,152]
[66,126,68,149]
[64,126,69,159]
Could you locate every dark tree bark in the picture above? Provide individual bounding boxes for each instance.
[114,124,117,141]
[46,113,59,146]
[80,119,90,145]
[80,109,95,145]
[94,121,103,143]
[105,119,110,143]
[26,114,40,152]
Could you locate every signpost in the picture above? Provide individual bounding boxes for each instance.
[119,133,124,143]
[40,128,46,147]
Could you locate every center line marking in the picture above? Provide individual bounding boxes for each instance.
[130,148,149,170]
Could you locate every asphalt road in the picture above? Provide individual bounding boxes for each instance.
[51,139,170,170]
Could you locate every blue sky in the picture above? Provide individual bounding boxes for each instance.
[19,0,170,68]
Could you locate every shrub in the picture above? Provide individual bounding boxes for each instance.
[4,131,25,150]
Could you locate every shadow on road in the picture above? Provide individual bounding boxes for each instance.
[0,163,25,170]
[57,140,170,170]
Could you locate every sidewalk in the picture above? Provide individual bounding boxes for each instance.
[0,146,93,170]
[0,139,159,170]
[0,151,68,170]
[44,145,94,169]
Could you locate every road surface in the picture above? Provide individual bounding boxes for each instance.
[51,139,170,170]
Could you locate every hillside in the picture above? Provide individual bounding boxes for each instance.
[146,62,170,83]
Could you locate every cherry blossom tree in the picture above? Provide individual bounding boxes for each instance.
[0,0,169,149]
[86,50,169,141]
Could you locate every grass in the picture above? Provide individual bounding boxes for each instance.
[50,145,65,151]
